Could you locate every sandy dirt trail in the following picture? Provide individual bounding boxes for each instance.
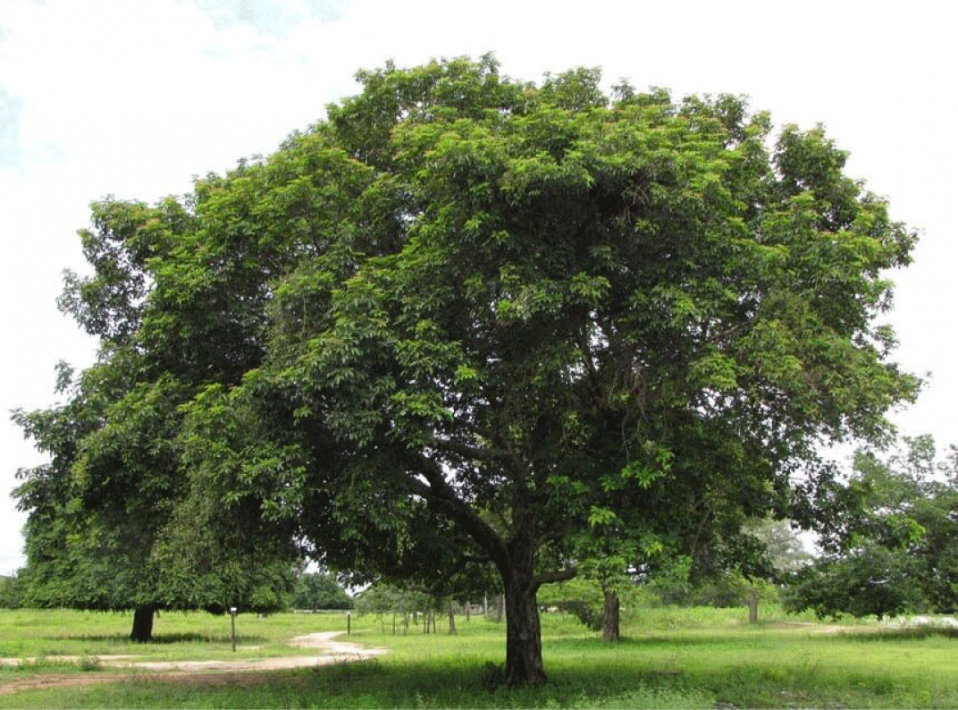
[0,631,386,696]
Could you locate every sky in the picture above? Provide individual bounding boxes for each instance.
[1,0,956,575]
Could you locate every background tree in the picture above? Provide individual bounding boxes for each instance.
[291,571,353,611]
[0,573,21,609]
[13,191,299,640]
[675,518,812,622]
[354,583,431,633]
[17,56,918,683]
[784,436,958,619]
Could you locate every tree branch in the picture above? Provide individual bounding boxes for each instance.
[429,437,511,462]
[400,455,509,572]
[406,552,491,597]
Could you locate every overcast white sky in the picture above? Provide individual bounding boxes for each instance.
[1,0,956,575]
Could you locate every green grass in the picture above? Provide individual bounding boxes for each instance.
[0,607,349,661]
[1,606,955,708]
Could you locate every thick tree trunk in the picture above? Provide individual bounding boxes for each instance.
[503,577,547,687]
[447,600,457,635]
[130,605,155,643]
[603,589,620,642]
[411,470,549,685]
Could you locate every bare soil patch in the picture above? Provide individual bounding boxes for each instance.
[774,621,862,635]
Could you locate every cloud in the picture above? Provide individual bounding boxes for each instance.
[1,0,956,577]
[186,0,348,37]
[0,85,23,170]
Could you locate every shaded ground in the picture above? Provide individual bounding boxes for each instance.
[0,632,386,696]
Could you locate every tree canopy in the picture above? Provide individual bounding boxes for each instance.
[291,571,353,611]
[13,184,296,641]
[785,436,958,620]
[14,55,917,681]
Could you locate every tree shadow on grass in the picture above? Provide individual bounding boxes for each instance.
[549,634,735,651]
[845,626,958,642]
[122,659,707,709]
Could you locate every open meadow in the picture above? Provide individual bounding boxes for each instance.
[1,605,956,708]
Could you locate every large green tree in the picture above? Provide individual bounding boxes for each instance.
[171,58,916,684]
[16,56,917,682]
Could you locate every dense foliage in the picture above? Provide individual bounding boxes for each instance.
[291,571,353,610]
[785,436,958,619]
[0,574,20,609]
[14,56,916,681]
[13,191,296,640]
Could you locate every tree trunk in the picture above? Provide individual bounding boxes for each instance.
[503,576,547,687]
[603,589,620,642]
[447,600,457,635]
[130,605,155,643]
[748,589,759,624]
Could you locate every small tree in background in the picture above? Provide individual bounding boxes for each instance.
[785,436,958,620]
[0,574,21,609]
[291,571,353,610]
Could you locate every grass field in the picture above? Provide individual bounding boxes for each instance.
[1,605,955,708]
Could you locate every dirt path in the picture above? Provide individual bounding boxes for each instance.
[0,631,386,696]
[773,621,863,635]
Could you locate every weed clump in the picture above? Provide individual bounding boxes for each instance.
[78,655,102,672]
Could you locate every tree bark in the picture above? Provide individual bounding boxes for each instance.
[748,589,759,624]
[405,465,549,685]
[503,575,547,687]
[603,589,620,642]
[447,599,457,634]
[130,605,155,643]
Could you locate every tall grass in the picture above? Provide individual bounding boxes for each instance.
[1,606,956,708]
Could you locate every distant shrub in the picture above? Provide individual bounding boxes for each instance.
[78,655,102,672]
